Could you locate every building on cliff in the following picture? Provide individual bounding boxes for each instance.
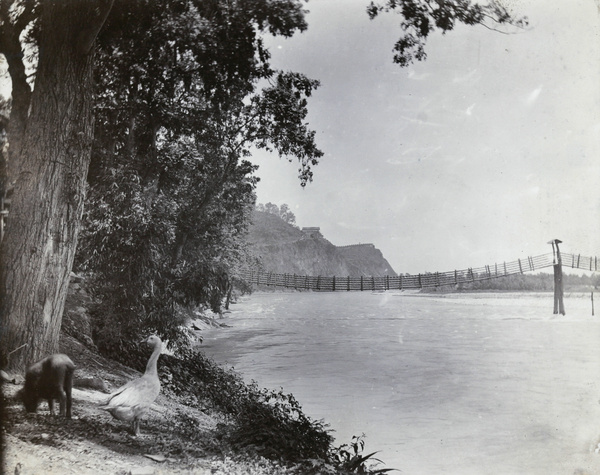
[301,227,322,238]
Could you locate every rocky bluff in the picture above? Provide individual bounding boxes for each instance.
[247,211,396,277]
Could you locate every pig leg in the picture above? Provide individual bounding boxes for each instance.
[52,364,69,417]
[48,398,55,415]
[58,392,66,417]
[55,382,67,417]
[64,366,73,419]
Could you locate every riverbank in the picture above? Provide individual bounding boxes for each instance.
[4,274,385,475]
[2,334,296,475]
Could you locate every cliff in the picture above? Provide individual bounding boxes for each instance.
[246,211,397,277]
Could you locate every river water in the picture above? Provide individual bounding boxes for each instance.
[200,291,600,474]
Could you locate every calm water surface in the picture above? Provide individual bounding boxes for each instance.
[200,291,600,474]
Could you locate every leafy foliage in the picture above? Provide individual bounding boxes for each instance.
[75,0,323,354]
[256,202,297,226]
[367,0,528,67]
[158,348,397,473]
[160,348,334,462]
[332,435,397,474]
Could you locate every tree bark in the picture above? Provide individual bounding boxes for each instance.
[0,0,33,175]
[0,0,113,371]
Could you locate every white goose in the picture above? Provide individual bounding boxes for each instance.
[101,335,162,436]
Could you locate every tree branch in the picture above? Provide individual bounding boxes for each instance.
[76,0,115,55]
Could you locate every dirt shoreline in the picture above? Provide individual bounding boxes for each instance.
[1,335,295,475]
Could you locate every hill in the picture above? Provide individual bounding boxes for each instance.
[246,211,396,277]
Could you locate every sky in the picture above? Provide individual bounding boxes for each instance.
[250,0,600,274]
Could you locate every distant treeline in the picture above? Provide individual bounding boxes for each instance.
[255,203,297,226]
[426,272,599,292]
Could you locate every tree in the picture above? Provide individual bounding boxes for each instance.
[0,0,322,368]
[75,0,323,353]
[264,202,280,216]
[257,202,296,225]
[279,204,296,225]
[367,0,528,67]
[0,0,114,371]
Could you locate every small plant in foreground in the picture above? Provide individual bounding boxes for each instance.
[333,435,397,474]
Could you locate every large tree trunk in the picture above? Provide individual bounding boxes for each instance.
[0,0,112,372]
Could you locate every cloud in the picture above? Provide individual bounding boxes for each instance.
[407,70,430,81]
[399,115,443,127]
[525,86,543,106]
[386,146,442,165]
[336,221,373,231]
[442,155,466,165]
[453,68,479,83]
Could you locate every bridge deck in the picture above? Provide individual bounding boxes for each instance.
[242,252,598,291]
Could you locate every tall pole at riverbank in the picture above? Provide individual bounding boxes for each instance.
[549,239,565,315]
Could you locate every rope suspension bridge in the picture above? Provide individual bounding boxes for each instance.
[242,251,598,292]
[240,241,597,315]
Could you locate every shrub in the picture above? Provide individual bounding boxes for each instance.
[331,435,396,474]
[160,348,334,462]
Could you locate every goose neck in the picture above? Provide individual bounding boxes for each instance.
[145,343,161,375]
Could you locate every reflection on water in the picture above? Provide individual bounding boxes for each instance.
[200,291,600,475]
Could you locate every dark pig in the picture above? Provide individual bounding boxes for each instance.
[20,354,75,418]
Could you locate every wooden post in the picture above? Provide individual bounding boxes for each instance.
[549,239,565,315]
[592,292,595,317]
[552,263,565,314]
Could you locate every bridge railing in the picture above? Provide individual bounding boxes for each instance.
[240,252,593,291]
[563,253,599,272]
